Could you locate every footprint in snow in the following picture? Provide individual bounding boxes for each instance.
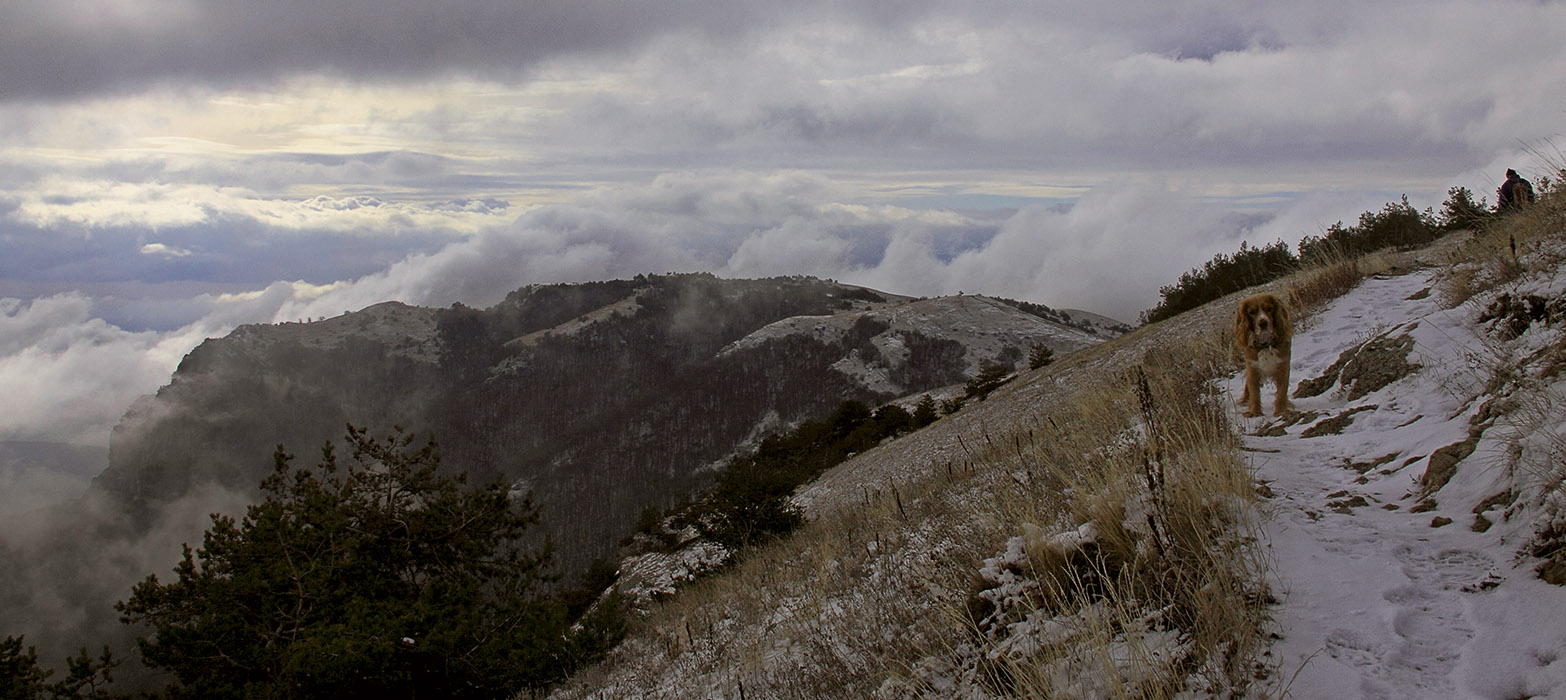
[1324,627,1384,668]
[1312,546,1493,699]
[1355,546,1494,697]
[1393,545,1497,591]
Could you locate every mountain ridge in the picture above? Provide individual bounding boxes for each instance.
[95,273,1126,573]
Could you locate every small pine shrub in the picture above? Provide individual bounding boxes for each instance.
[678,399,933,553]
[1142,240,1298,325]
[1298,195,1439,265]
[913,394,940,427]
[1028,344,1056,370]
[1439,186,1492,231]
[964,364,1013,401]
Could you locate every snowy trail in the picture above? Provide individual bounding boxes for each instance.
[1239,270,1566,699]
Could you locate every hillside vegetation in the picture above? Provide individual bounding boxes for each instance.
[95,275,1112,581]
[549,169,1566,698]
[4,275,1119,697]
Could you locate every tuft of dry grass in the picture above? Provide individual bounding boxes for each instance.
[938,328,1273,699]
[1285,247,1387,313]
[1437,161,1566,307]
[1286,241,1359,309]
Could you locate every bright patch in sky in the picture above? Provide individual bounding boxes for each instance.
[1,0,1563,448]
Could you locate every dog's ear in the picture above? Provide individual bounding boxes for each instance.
[1275,298,1292,337]
[1234,300,1251,346]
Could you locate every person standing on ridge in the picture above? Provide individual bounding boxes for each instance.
[1498,168,1535,213]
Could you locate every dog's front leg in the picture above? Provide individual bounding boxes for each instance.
[1273,364,1293,416]
[1242,366,1263,417]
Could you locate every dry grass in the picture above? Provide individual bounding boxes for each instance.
[1422,168,1566,584]
[544,323,1277,698]
[1285,247,1389,313]
[544,276,1391,700]
[1436,162,1566,306]
[545,193,1491,699]
[935,326,1275,699]
[547,415,1009,698]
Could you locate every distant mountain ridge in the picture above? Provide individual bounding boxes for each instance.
[97,274,1125,571]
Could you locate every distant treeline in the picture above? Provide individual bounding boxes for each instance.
[1140,180,1551,325]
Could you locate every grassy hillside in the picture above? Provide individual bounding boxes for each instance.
[545,170,1566,698]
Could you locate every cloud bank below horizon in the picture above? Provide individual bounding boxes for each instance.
[4,165,1512,455]
[2,0,1563,456]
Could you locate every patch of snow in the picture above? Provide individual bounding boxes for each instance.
[1248,263,1566,699]
[718,295,1110,395]
[502,288,648,352]
[617,541,731,613]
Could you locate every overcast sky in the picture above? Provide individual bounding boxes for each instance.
[2,0,1564,448]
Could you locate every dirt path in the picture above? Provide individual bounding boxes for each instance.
[1243,269,1566,699]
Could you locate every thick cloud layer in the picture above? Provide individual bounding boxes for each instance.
[1,0,1563,457]
[1,1,819,99]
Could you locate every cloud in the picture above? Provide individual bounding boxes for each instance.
[0,287,315,446]
[8,176,509,234]
[0,480,255,668]
[0,0,916,100]
[268,170,998,320]
[140,242,192,258]
[843,184,1279,319]
[7,2,1562,183]
[490,1,1565,187]
[265,172,1293,325]
[2,0,1563,451]
[0,204,477,298]
[0,294,186,445]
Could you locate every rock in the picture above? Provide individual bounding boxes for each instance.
[1471,514,1493,533]
[1538,559,1566,586]
[1421,437,1478,494]
[1292,328,1420,400]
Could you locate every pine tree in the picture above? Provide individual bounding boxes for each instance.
[1,636,51,700]
[1028,344,1055,370]
[913,395,939,427]
[0,637,117,700]
[116,426,591,700]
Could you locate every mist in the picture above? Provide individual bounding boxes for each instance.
[1,164,1518,464]
[0,482,254,683]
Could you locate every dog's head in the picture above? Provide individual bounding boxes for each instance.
[1235,293,1291,349]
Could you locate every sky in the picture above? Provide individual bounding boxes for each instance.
[2,0,1564,449]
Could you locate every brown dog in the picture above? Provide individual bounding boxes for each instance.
[1234,293,1293,417]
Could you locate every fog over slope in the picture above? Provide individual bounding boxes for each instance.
[1,274,1121,667]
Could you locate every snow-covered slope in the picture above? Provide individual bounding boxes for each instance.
[553,231,1566,699]
[1250,265,1566,699]
[721,294,1111,394]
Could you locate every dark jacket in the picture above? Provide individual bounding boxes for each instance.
[1499,174,1533,211]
